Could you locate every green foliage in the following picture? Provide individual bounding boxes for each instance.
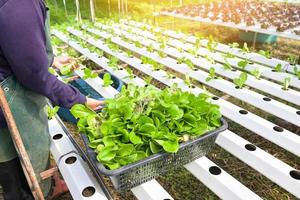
[134,41,143,48]
[184,59,196,70]
[274,64,283,72]
[287,55,298,65]
[282,77,291,90]
[60,63,74,76]
[147,44,155,53]
[242,42,250,54]
[258,50,272,59]
[48,67,56,75]
[250,68,262,80]
[237,60,249,69]
[177,56,186,64]
[47,106,60,120]
[233,72,248,88]
[294,66,300,80]
[108,56,119,70]
[229,42,239,49]
[184,75,192,87]
[222,60,232,70]
[125,68,135,80]
[141,56,163,71]
[103,73,113,87]
[206,35,217,52]
[71,84,222,170]
[82,68,98,80]
[205,67,218,82]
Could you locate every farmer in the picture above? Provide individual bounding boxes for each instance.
[0,0,103,199]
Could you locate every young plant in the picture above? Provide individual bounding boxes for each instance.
[184,75,192,87]
[60,63,75,76]
[282,77,291,90]
[126,50,133,58]
[287,55,298,66]
[250,68,262,80]
[233,72,248,89]
[229,42,239,49]
[241,42,250,54]
[258,50,272,59]
[293,66,300,79]
[102,73,113,87]
[206,67,218,82]
[237,60,249,69]
[47,106,60,120]
[177,56,186,64]
[82,68,98,80]
[274,64,283,72]
[144,76,153,86]
[195,38,202,49]
[204,55,216,64]
[223,52,235,59]
[147,44,155,53]
[188,48,199,58]
[206,35,217,52]
[108,56,119,70]
[125,67,135,80]
[158,50,167,58]
[134,41,143,48]
[222,59,232,70]
[183,59,196,70]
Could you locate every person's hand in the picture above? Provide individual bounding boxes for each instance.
[52,56,74,70]
[86,98,104,111]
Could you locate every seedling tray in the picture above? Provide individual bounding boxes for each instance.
[81,118,228,191]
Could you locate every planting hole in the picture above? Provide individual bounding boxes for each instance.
[209,166,221,175]
[133,75,137,78]
[273,126,284,132]
[164,199,171,200]
[231,68,237,72]
[189,85,196,89]
[52,134,63,140]
[235,86,240,89]
[65,156,77,164]
[194,68,199,71]
[172,76,176,79]
[296,111,300,115]
[290,170,300,180]
[245,144,256,151]
[212,96,219,100]
[239,110,248,115]
[263,97,271,102]
[82,186,96,197]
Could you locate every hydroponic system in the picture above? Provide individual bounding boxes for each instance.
[10,0,300,200]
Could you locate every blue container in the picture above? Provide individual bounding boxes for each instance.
[239,31,277,44]
[58,73,123,123]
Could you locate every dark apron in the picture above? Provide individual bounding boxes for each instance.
[0,9,54,197]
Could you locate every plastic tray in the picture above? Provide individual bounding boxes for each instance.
[81,118,228,191]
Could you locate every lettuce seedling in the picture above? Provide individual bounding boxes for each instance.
[250,68,262,80]
[282,77,291,90]
[102,73,113,87]
[233,72,248,88]
[82,68,98,80]
[206,67,218,82]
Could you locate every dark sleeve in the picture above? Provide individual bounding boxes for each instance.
[0,0,86,108]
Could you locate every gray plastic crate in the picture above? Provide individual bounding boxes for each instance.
[81,118,228,191]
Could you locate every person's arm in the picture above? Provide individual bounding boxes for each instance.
[0,0,85,108]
